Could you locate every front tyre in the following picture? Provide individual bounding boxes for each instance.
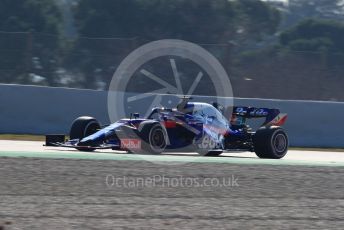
[69,116,101,151]
[253,127,288,159]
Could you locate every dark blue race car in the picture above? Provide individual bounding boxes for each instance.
[46,97,289,159]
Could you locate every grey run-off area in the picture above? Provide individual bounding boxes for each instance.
[0,155,343,229]
[0,141,343,229]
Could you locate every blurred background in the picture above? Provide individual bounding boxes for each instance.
[1,0,344,101]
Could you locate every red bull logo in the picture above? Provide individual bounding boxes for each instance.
[121,139,141,150]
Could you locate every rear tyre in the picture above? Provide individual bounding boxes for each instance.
[138,122,167,154]
[70,116,101,151]
[253,127,288,159]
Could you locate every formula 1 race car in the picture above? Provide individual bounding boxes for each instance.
[46,97,289,159]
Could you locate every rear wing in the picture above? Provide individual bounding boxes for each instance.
[232,106,287,127]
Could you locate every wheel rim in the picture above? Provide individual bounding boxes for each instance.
[274,133,287,153]
[149,127,166,151]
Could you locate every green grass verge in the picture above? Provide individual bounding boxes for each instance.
[289,147,344,152]
[0,134,46,141]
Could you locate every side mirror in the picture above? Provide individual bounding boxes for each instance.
[133,113,140,119]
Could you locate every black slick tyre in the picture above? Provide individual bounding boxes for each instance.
[69,116,101,151]
[138,121,167,154]
[253,127,288,159]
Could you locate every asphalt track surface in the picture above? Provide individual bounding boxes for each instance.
[0,140,344,230]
